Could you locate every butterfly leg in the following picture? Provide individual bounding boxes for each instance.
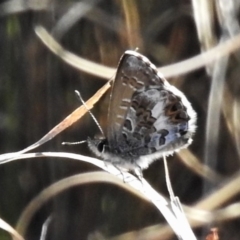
[103,159,111,168]
[103,160,130,182]
[118,164,144,184]
[112,164,130,182]
[134,164,143,180]
[133,165,144,188]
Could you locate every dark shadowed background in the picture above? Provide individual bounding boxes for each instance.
[0,0,240,240]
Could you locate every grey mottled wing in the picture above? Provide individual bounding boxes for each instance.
[88,50,196,171]
[123,86,192,153]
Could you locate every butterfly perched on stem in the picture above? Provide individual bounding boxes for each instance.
[88,51,197,175]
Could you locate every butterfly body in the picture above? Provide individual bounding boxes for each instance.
[88,51,196,171]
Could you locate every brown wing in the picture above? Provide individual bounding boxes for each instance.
[107,50,164,145]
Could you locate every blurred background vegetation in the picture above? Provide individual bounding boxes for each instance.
[0,0,240,239]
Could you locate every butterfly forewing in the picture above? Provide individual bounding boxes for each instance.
[107,51,164,146]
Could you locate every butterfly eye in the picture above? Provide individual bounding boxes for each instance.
[97,139,108,153]
[97,142,104,152]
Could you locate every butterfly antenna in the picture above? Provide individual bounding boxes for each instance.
[74,90,104,136]
[62,140,86,145]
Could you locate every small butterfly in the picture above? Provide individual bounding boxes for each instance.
[87,50,197,174]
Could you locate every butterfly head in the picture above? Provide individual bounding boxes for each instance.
[87,137,109,156]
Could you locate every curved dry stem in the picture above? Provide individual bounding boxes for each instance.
[222,85,240,154]
[159,32,240,77]
[195,171,240,211]
[192,0,216,51]
[9,151,240,240]
[110,202,240,240]
[35,25,240,79]
[185,202,240,223]
[1,149,237,240]
[0,0,50,16]
[10,152,197,240]
[35,26,115,79]
[0,217,24,240]
[120,0,143,49]
[51,1,98,39]
[144,170,240,239]
[0,80,111,163]
[178,149,222,182]
[233,98,240,157]
[15,171,148,238]
[203,39,229,195]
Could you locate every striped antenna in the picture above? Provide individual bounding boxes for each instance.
[74,90,104,136]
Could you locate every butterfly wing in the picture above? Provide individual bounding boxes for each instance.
[107,51,164,146]
[125,83,196,167]
[107,51,196,168]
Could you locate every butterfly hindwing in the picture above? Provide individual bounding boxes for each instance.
[122,85,193,157]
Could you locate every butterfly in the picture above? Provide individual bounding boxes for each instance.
[87,50,196,174]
